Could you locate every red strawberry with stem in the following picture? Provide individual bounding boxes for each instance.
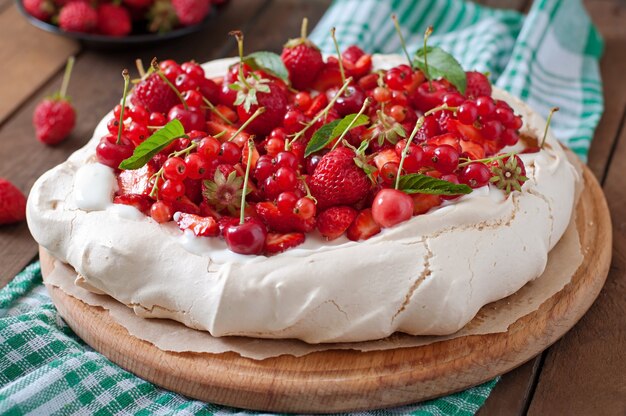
[58,2,97,33]
[96,3,132,37]
[33,57,76,145]
[317,206,358,240]
[23,0,55,21]
[307,147,371,210]
[0,179,27,225]
[281,18,324,90]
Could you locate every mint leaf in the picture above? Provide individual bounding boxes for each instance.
[398,173,472,195]
[413,46,467,94]
[118,120,186,170]
[304,114,369,157]
[243,51,289,84]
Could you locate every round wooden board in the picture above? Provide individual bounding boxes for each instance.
[40,164,611,413]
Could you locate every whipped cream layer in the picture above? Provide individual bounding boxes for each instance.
[27,56,579,343]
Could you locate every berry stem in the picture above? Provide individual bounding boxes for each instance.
[169,141,198,158]
[135,59,146,78]
[332,97,371,150]
[395,115,425,189]
[423,26,433,92]
[227,107,266,142]
[230,30,253,90]
[301,17,308,39]
[457,151,517,168]
[240,139,255,224]
[330,27,346,84]
[286,77,353,149]
[540,107,559,149]
[424,103,458,117]
[392,14,413,69]
[117,69,130,145]
[202,97,234,126]
[151,58,188,110]
[59,56,75,100]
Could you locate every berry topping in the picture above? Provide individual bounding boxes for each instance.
[317,206,358,240]
[371,189,414,228]
[264,232,306,254]
[0,179,26,225]
[175,212,219,237]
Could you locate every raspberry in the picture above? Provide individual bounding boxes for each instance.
[58,2,97,33]
[96,4,131,37]
[131,73,179,114]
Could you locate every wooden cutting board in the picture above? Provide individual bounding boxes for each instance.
[40,164,611,413]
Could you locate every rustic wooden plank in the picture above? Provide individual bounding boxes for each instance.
[0,0,268,286]
[0,4,79,125]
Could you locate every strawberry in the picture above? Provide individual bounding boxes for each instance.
[175,212,219,236]
[312,59,343,91]
[317,206,358,240]
[308,147,371,209]
[236,80,287,136]
[96,4,131,37]
[58,2,97,33]
[117,163,156,196]
[255,201,315,233]
[113,194,152,214]
[0,179,26,225]
[411,194,442,215]
[465,71,491,98]
[23,0,54,21]
[33,57,76,145]
[346,208,380,241]
[264,232,305,255]
[281,18,324,90]
[131,73,179,114]
[172,0,210,26]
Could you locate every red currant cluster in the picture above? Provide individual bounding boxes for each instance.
[96,26,531,255]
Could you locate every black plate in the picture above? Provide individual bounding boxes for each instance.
[15,0,218,49]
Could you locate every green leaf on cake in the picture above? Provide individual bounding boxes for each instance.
[118,120,186,170]
[398,173,472,195]
[413,46,467,94]
[304,114,370,157]
[243,51,290,84]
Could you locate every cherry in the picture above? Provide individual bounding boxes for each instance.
[305,153,323,174]
[219,82,237,106]
[182,90,204,108]
[185,153,210,179]
[197,136,220,160]
[262,176,281,199]
[218,141,241,164]
[442,92,464,107]
[224,218,267,255]
[113,104,128,120]
[459,162,492,188]
[150,201,173,223]
[181,61,204,80]
[277,191,298,213]
[432,145,459,174]
[163,157,187,180]
[495,107,514,126]
[95,134,133,169]
[254,155,275,182]
[457,101,478,125]
[333,85,366,116]
[199,77,219,103]
[168,105,205,132]
[269,127,287,141]
[371,188,414,228]
[294,197,316,219]
[274,151,299,170]
[162,64,183,83]
[412,81,448,112]
[265,137,284,156]
[160,179,185,201]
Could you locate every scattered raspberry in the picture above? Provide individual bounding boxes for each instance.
[317,206,358,240]
[97,4,132,37]
[131,73,179,114]
[58,2,97,33]
[0,179,27,225]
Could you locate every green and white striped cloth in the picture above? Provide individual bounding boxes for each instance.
[311,0,604,161]
[0,1,603,415]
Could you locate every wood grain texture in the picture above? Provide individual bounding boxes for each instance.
[39,164,611,413]
[0,5,79,125]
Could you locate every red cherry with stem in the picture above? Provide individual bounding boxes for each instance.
[432,145,460,174]
[457,101,478,125]
[184,153,210,179]
[160,179,185,201]
[163,157,187,180]
[294,197,316,219]
[459,162,492,188]
[277,191,298,213]
[333,85,366,116]
[150,201,173,223]
[218,141,241,164]
[371,188,414,228]
[96,134,134,169]
[224,218,267,255]
[168,105,205,132]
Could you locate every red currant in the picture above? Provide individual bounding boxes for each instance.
[432,145,460,174]
[403,145,425,173]
[277,191,298,213]
[163,157,187,181]
[126,122,149,146]
[373,87,392,103]
[185,153,210,179]
[174,73,198,92]
[274,151,299,170]
[218,141,241,165]
[384,65,412,90]
[150,201,173,223]
[265,138,285,156]
[128,105,149,124]
[294,92,312,111]
[197,136,220,160]
[481,120,503,140]
[457,101,478,125]
[459,162,492,188]
[283,109,306,134]
[371,188,414,228]
[380,161,399,185]
[442,92,464,107]
[182,90,204,108]
[389,105,407,122]
[160,179,185,201]
[274,167,297,192]
[500,128,520,147]
[476,96,495,117]
[149,112,167,126]
[294,197,316,219]
[181,61,205,80]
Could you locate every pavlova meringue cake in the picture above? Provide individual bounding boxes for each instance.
[27,52,579,343]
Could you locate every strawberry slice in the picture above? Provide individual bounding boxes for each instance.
[459,140,485,160]
[265,232,306,255]
[113,194,152,214]
[317,206,358,240]
[171,196,200,215]
[347,208,381,241]
[255,201,315,233]
[175,212,219,237]
[426,133,462,153]
[117,164,156,196]
[373,149,399,171]
[411,194,442,215]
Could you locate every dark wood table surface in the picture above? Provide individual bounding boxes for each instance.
[1,0,624,414]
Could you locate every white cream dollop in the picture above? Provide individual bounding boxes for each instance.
[27,56,580,343]
[74,163,117,211]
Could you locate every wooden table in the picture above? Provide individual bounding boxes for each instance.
[0,0,624,414]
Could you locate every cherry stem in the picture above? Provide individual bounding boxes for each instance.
[229,30,252,89]
[330,27,346,84]
[135,59,146,78]
[540,107,559,149]
[202,97,234,126]
[392,14,412,69]
[423,26,433,92]
[240,138,255,224]
[151,58,188,110]
[149,169,164,199]
[169,141,197,158]
[332,98,371,151]
[59,56,75,100]
[457,151,516,168]
[228,107,266,142]
[285,77,353,149]
[395,116,425,190]
[301,17,308,39]
[424,103,458,116]
[117,69,130,145]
